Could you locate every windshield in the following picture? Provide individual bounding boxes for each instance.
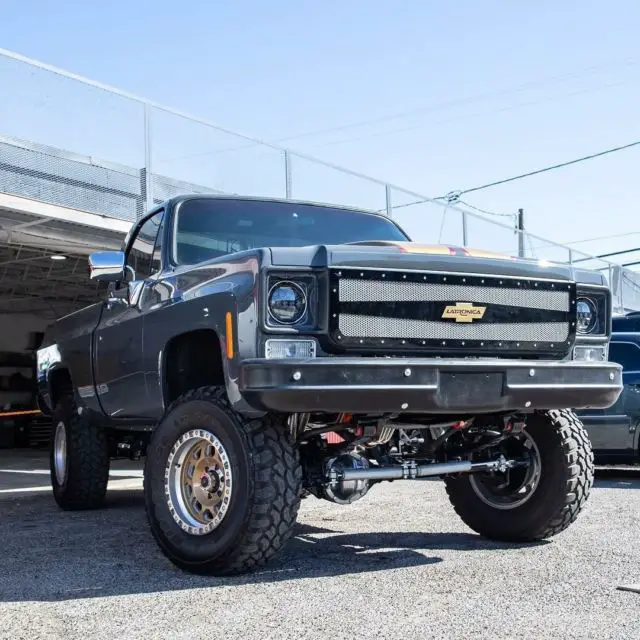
[173,198,410,265]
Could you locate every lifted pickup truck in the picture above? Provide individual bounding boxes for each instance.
[37,194,622,576]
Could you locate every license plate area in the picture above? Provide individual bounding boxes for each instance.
[438,372,504,409]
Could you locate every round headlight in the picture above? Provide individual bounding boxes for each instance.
[268,281,307,324]
[576,298,597,334]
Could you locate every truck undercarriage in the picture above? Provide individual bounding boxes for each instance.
[295,411,532,503]
[100,401,590,550]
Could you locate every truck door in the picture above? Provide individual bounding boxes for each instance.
[579,338,639,459]
[93,209,164,420]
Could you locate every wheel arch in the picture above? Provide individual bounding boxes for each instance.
[47,365,76,410]
[150,286,263,417]
[161,328,229,408]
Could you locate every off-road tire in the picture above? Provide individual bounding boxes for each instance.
[144,386,303,575]
[445,409,594,542]
[50,396,110,510]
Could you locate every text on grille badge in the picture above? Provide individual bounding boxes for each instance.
[441,302,487,323]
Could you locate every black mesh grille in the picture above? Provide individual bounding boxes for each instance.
[339,279,570,311]
[328,268,576,358]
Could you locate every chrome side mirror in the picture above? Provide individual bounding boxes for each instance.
[89,251,125,282]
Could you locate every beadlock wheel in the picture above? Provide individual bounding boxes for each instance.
[165,429,233,536]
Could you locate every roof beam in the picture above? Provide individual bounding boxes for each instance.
[0,192,132,234]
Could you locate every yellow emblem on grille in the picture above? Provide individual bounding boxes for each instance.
[441,302,487,323]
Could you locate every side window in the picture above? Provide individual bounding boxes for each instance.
[125,210,164,282]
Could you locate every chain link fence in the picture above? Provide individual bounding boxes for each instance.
[1,48,639,313]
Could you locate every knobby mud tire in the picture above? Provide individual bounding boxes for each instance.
[445,409,594,542]
[50,396,110,510]
[144,386,302,575]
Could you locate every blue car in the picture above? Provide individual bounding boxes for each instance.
[578,312,640,464]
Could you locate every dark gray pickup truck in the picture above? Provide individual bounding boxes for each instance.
[37,194,622,576]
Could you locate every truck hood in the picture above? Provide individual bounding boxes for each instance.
[269,240,605,285]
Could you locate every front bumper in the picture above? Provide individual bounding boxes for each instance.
[239,357,623,414]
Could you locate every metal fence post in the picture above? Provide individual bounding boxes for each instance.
[144,103,153,213]
[461,210,468,246]
[517,209,525,257]
[607,264,617,311]
[518,229,527,258]
[385,184,392,218]
[284,150,292,199]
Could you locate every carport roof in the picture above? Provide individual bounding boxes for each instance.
[0,192,131,320]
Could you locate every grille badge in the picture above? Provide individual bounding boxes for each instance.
[441,302,487,323]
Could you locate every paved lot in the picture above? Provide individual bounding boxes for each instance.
[0,450,639,640]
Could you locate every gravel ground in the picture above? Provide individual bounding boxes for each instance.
[0,455,639,640]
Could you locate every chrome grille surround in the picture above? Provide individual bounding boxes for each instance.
[328,268,576,358]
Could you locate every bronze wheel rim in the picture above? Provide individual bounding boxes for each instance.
[164,429,233,536]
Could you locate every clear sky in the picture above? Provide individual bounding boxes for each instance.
[0,0,638,266]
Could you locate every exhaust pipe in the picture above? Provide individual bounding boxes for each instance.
[329,455,514,484]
